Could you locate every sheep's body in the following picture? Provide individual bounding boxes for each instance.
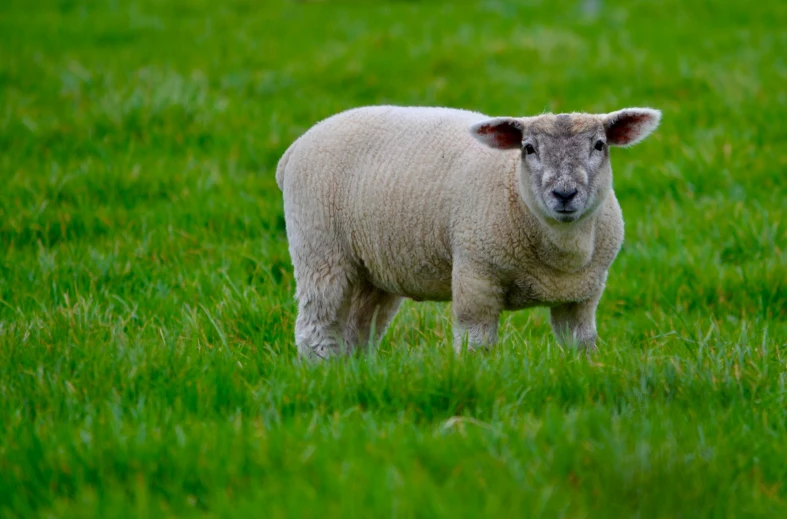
[277,105,659,358]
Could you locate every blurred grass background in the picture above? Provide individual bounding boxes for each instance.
[1,0,786,517]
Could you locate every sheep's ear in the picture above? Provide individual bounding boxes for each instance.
[603,108,661,147]
[469,118,524,150]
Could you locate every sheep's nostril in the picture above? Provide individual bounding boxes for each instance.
[552,188,578,204]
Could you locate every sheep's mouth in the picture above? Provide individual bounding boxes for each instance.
[553,209,580,223]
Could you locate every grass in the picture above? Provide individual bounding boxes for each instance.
[1,0,786,516]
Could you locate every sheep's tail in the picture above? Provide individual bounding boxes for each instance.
[275,143,296,190]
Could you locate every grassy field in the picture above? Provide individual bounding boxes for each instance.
[1,0,786,516]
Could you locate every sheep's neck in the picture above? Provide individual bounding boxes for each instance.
[508,177,598,274]
[537,217,597,273]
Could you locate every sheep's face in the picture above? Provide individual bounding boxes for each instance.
[470,108,661,224]
[520,114,611,223]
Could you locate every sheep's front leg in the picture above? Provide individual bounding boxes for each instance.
[550,292,602,353]
[451,264,504,353]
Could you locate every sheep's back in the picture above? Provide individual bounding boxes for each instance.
[282,106,509,298]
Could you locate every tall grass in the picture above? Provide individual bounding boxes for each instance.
[1,0,786,516]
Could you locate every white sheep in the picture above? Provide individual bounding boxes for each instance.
[276,105,661,359]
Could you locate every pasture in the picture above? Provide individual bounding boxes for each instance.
[1,0,786,516]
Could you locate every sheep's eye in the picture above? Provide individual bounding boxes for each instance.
[594,140,605,151]
[524,143,536,155]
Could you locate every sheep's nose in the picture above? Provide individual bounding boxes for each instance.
[552,188,578,205]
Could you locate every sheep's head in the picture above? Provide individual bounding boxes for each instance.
[470,108,661,224]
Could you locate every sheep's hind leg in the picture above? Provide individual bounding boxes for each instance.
[292,256,358,361]
[342,283,402,351]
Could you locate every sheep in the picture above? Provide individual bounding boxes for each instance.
[276,105,661,359]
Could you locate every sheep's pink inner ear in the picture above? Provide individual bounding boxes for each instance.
[470,119,523,150]
[604,109,661,147]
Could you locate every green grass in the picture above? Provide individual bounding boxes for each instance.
[1,0,786,517]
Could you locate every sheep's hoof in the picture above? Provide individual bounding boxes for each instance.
[580,340,597,356]
[299,344,340,362]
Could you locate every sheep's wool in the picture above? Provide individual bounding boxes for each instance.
[277,105,661,359]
